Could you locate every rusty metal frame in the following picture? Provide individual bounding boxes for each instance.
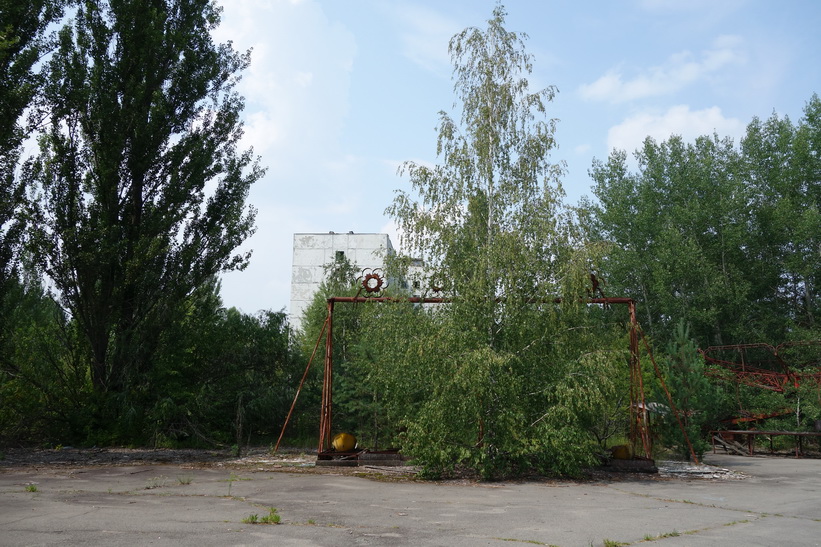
[314,295,664,461]
[276,277,698,462]
[317,295,448,455]
[700,341,821,392]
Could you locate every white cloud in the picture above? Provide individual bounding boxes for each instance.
[606,105,744,154]
[579,35,745,103]
[214,0,356,165]
[211,0,361,313]
[387,4,460,75]
[637,0,745,13]
[294,71,313,87]
[241,111,282,157]
[219,202,308,314]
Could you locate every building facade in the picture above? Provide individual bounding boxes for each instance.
[289,232,394,331]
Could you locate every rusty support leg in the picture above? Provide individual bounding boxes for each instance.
[274,315,328,453]
[318,299,335,453]
[628,301,653,460]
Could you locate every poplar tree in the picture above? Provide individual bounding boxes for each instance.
[25,0,263,409]
[0,0,66,370]
[587,96,821,347]
[1,1,64,259]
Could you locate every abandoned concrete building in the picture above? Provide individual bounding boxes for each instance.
[289,232,394,331]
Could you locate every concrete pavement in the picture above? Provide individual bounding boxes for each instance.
[1,452,820,546]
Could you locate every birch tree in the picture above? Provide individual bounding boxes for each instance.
[380,4,622,478]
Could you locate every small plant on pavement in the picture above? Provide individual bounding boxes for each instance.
[243,507,280,525]
[145,475,169,489]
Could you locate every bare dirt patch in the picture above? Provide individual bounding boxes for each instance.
[0,446,747,484]
[0,446,311,470]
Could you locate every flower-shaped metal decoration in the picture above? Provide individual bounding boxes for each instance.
[425,273,446,296]
[357,268,388,297]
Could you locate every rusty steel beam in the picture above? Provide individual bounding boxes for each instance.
[316,290,657,461]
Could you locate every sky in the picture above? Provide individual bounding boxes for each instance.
[211,0,821,317]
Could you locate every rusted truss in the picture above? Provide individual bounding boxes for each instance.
[700,341,821,392]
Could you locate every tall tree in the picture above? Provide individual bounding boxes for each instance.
[585,95,821,348]
[740,99,820,335]
[25,0,263,405]
[382,4,622,478]
[389,2,570,330]
[586,134,750,346]
[0,0,65,334]
[0,1,68,397]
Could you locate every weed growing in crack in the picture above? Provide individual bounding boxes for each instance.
[145,475,169,489]
[243,507,280,525]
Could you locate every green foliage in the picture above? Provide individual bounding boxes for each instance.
[355,304,628,478]
[0,275,299,446]
[653,322,727,459]
[0,278,93,444]
[0,2,69,437]
[1,0,66,264]
[243,507,280,525]
[148,279,298,447]
[297,254,388,447]
[260,508,281,524]
[242,513,259,524]
[364,4,627,479]
[1,0,270,444]
[584,95,821,453]
[740,380,821,443]
[585,134,752,347]
[24,0,263,403]
[585,95,821,348]
[739,100,821,338]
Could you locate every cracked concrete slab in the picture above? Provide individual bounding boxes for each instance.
[1,452,819,546]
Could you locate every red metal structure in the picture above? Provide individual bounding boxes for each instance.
[701,341,821,392]
[702,341,821,457]
[277,270,698,463]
